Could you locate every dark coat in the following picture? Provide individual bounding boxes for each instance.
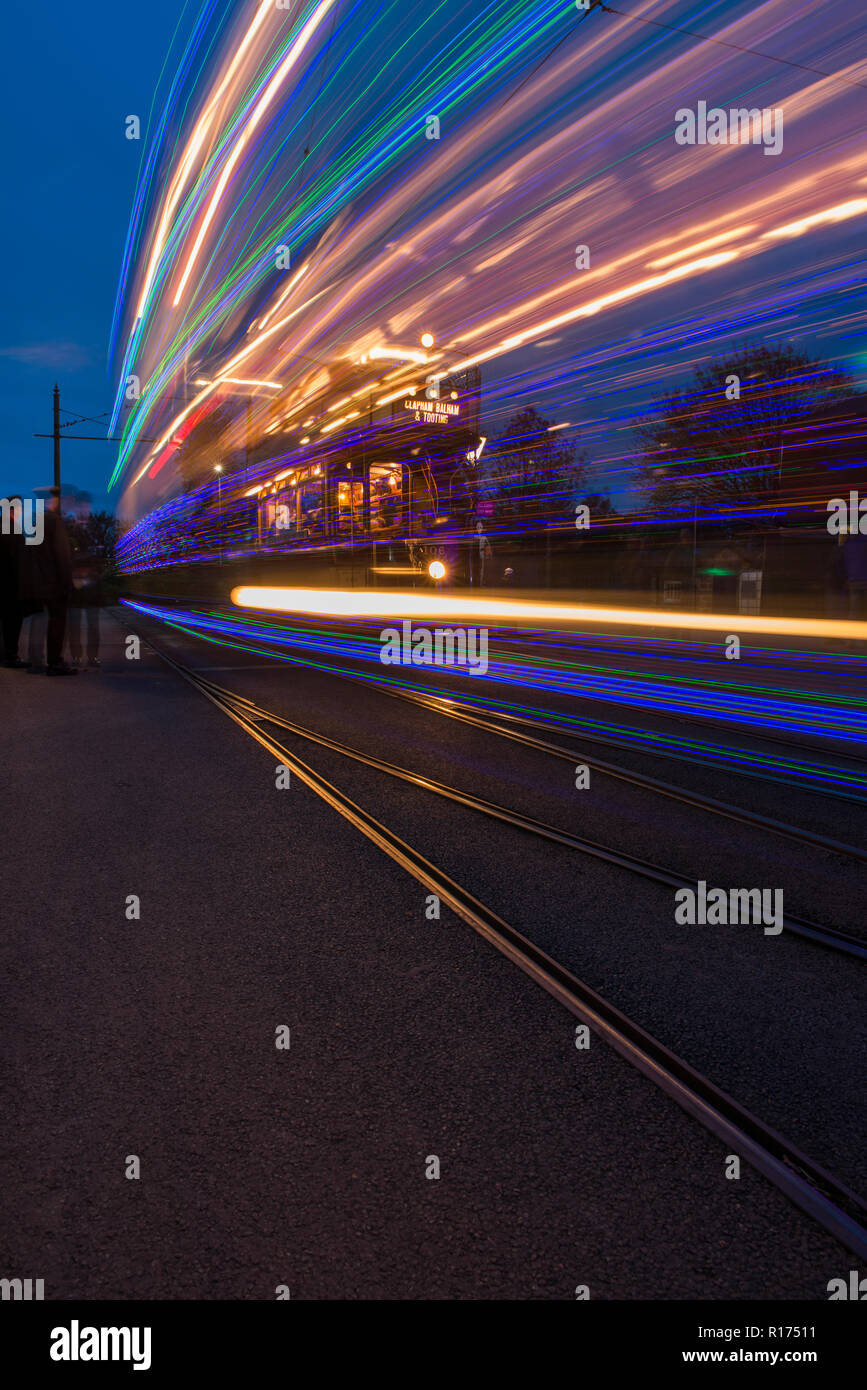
[70,548,106,607]
[18,510,74,603]
[0,526,21,602]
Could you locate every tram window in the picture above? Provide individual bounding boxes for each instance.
[336,479,364,533]
[370,464,403,531]
[298,478,325,534]
[260,494,291,539]
[275,492,295,534]
[410,471,434,522]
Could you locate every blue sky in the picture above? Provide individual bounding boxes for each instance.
[0,0,187,505]
[3,0,865,517]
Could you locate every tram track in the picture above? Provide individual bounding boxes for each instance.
[190,670,867,961]
[382,678,867,806]
[342,678,867,865]
[491,632,867,768]
[123,599,867,806]
[135,629,867,1264]
[122,606,867,948]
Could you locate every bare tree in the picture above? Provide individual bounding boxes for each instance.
[484,407,587,519]
[636,344,854,512]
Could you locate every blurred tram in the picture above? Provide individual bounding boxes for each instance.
[219,365,484,593]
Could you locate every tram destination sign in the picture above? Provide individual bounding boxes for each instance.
[404,397,460,426]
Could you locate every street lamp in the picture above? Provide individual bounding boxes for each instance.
[214,464,224,560]
[655,446,699,609]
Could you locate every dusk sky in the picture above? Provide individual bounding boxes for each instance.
[3,0,866,515]
[1,0,182,504]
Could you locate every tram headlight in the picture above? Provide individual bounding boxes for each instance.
[428,560,446,581]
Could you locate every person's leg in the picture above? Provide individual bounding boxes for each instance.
[86,607,100,662]
[27,610,46,668]
[0,603,12,659]
[1,603,23,662]
[10,608,23,661]
[67,605,82,661]
[46,599,68,668]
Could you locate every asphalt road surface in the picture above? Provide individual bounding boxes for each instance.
[1,610,863,1299]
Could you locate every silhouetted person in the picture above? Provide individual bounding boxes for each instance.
[470,521,493,586]
[68,542,104,668]
[21,489,77,676]
[1,497,24,665]
[0,495,46,666]
[1,496,36,667]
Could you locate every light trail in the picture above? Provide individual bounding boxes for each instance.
[231,586,867,642]
[122,598,867,780]
[171,0,342,308]
[132,0,277,322]
[109,0,867,583]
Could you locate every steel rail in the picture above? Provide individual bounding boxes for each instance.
[138,632,867,1263]
[363,680,867,856]
[123,600,867,805]
[191,672,867,962]
[171,631,866,861]
[487,632,867,767]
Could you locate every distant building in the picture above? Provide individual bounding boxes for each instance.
[781,397,867,522]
